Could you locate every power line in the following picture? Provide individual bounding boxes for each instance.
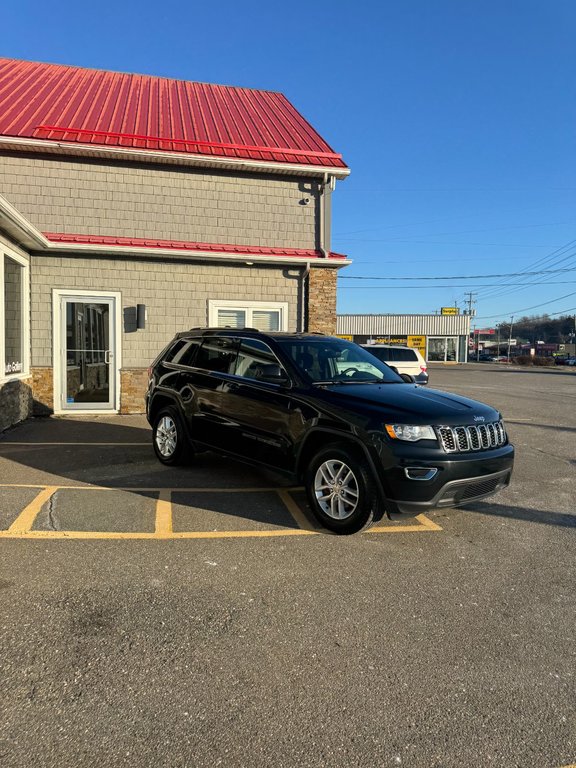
[474,291,576,320]
[339,266,576,281]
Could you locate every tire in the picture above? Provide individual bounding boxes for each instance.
[304,444,382,534]
[152,406,189,466]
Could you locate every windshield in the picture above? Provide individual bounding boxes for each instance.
[276,338,404,384]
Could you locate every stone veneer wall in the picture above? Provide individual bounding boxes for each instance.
[307,267,337,335]
[0,379,33,431]
[120,369,150,414]
[30,368,54,416]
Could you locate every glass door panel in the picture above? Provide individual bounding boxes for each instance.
[63,298,115,409]
[428,337,446,362]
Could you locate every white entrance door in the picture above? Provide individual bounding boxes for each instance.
[55,292,120,411]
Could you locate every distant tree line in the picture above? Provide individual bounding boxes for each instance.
[497,314,576,344]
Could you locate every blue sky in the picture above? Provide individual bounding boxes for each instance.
[4,0,575,326]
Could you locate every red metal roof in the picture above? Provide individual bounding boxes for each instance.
[44,232,347,260]
[0,58,347,169]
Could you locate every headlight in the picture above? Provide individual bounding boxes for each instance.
[384,424,437,442]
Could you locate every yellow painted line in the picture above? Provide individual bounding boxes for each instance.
[0,528,317,540]
[7,486,58,534]
[0,483,442,539]
[0,483,304,493]
[0,442,150,446]
[277,490,320,532]
[155,490,173,535]
[369,513,442,533]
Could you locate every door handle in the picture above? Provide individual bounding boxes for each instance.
[104,350,113,364]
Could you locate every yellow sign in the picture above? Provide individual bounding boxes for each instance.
[408,335,426,355]
[441,307,459,315]
[336,334,353,341]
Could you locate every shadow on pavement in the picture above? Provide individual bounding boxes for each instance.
[0,416,307,532]
[468,501,576,528]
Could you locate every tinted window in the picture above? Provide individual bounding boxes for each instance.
[164,338,202,366]
[364,346,391,362]
[195,337,238,374]
[234,338,288,382]
[391,348,418,362]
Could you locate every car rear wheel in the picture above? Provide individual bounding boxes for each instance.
[305,445,382,534]
[152,406,188,465]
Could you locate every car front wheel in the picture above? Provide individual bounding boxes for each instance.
[152,406,188,466]
[305,445,382,534]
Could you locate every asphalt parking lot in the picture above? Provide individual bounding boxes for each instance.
[1,363,575,768]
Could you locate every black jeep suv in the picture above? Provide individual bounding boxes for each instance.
[146,329,514,534]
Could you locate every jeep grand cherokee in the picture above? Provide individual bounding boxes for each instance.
[146,329,514,534]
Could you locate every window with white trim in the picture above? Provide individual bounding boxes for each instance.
[209,300,288,332]
[1,248,30,379]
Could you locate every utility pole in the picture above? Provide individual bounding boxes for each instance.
[507,315,514,362]
[464,292,477,317]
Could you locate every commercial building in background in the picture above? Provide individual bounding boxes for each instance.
[336,314,471,362]
[0,58,350,431]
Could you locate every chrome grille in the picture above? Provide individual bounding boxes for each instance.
[436,421,507,453]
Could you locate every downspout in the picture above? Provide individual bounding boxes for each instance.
[301,261,311,332]
[318,173,328,258]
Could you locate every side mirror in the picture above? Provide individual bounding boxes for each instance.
[399,373,416,384]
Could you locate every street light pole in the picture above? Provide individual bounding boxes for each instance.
[507,315,514,362]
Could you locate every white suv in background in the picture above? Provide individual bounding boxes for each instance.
[360,344,429,385]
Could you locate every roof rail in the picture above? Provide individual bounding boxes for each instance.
[187,326,260,332]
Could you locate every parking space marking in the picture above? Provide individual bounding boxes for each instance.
[155,490,173,535]
[0,442,150,446]
[370,513,442,533]
[0,484,442,539]
[7,486,58,534]
[277,489,320,532]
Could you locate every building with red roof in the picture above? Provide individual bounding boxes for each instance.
[0,58,349,426]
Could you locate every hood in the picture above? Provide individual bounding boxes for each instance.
[320,384,500,425]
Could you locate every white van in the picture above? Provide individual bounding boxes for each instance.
[360,344,429,385]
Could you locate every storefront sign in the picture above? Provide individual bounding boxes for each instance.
[371,336,408,345]
[336,334,353,341]
[407,336,426,355]
[4,361,23,374]
[441,307,459,315]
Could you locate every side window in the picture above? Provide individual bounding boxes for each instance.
[176,339,202,367]
[164,338,200,365]
[394,349,418,362]
[234,338,288,383]
[195,337,238,374]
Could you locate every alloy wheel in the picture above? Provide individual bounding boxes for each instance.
[314,459,359,520]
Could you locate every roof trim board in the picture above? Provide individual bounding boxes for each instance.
[0,136,350,178]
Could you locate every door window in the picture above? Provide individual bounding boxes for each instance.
[195,337,238,373]
[234,338,288,382]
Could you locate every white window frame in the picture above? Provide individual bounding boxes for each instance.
[208,299,289,331]
[0,245,30,383]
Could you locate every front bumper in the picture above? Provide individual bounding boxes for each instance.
[373,440,514,515]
